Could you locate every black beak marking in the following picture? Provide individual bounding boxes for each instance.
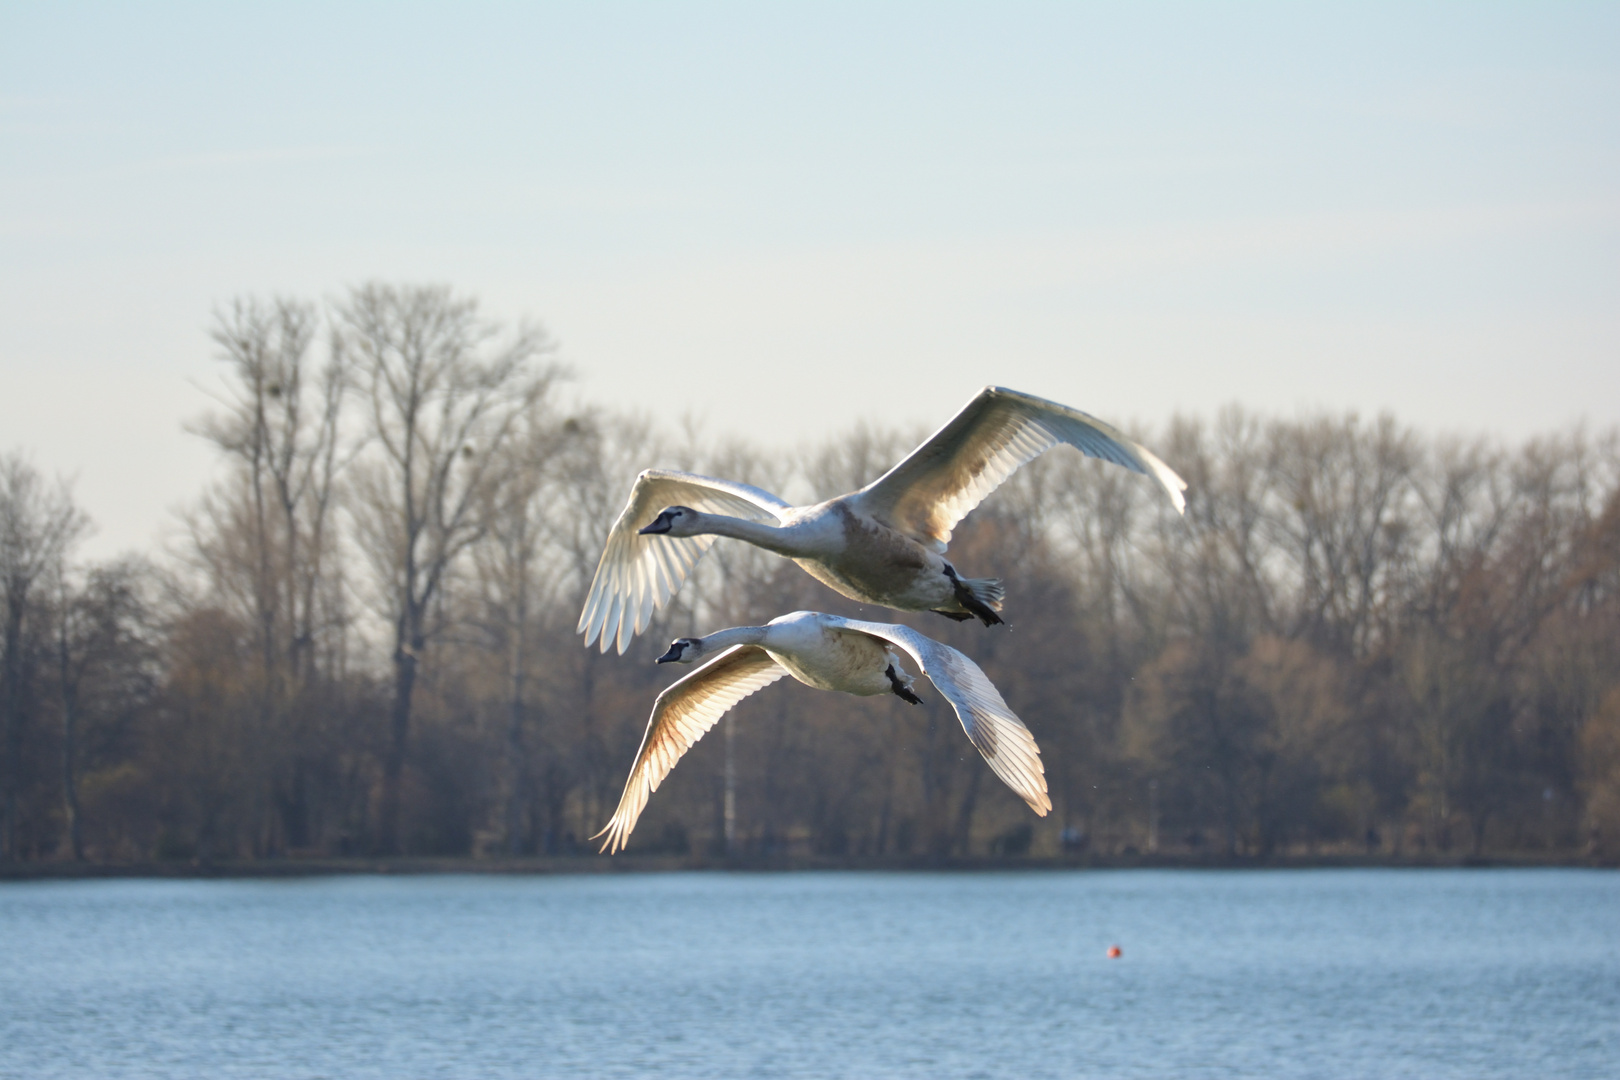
[638,513,672,536]
[656,643,684,664]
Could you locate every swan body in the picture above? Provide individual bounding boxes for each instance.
[579,385,1188,653]
[655,500,960,611]
[595,610,1050,854]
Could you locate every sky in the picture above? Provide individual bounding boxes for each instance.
[2,2,1617,559]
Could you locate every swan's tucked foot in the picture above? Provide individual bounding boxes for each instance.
[886,663,923,704]
[943,566,1005,627]
[931,609,974,622]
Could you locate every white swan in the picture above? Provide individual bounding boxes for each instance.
[594,610,1050,854]
[579,385,1187,653]
[583,383,1192,650]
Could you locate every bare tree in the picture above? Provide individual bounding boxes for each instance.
[469,396,572,853]
[188,296,350,852]
[195,297,349,686]
[0,453,88,859]
[1267,413,1419,656]
[52,558,155,860]
[339,283,557,854]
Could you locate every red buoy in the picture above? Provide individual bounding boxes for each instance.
[1106,945,1122,959]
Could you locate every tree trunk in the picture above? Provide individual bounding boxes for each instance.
[1222,769,1239,857]
[723,713,736,855]
[377,644,417,854]
[60,678,82,862]
[875,769,893,856]
[952,766,984,856]
[1,605,21,861]
[503,650,528,855]
[542,762,569,854]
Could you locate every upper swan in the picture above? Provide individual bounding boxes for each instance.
[578,385,1188,653]
[594,610,1050,854]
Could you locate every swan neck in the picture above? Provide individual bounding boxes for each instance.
[696,513,802,555]
[701,625,768,653]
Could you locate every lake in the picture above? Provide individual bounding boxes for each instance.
[2,869,1615,1079]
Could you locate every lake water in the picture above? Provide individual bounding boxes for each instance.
[1,869,1616,1079]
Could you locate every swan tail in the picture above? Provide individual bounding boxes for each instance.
[963,576,1004,608]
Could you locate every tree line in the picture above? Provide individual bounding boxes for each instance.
[3,283,1618,865]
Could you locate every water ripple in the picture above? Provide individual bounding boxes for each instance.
[2,869,1616,1079]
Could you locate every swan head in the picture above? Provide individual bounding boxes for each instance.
[638,505,702,537]
[656,637,703,664]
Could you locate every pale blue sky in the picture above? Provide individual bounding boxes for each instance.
[3,3,1617,557]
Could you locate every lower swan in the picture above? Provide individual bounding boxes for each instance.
[595,610,1050,854]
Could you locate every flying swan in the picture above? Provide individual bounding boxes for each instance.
[594,610,1050,854]
[579,385,1188,653]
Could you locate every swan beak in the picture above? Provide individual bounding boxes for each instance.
[656,643,685,664]
[639,513,672,536]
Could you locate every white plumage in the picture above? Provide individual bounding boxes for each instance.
[578,386,1188,653]
[594,611,1050,854]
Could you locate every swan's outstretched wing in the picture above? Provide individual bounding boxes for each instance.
[596,645,788,854]
[578,470,791,654]
[831,617,1050,816]
[851,386,1187,550]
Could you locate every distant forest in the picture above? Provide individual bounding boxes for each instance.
[3,284,1619,867]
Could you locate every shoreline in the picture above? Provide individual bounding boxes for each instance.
[2,851,1612,881]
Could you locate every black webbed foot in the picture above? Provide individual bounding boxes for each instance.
[942,564,1005,627]
[931,609,974,622]
[885,664,923,705]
